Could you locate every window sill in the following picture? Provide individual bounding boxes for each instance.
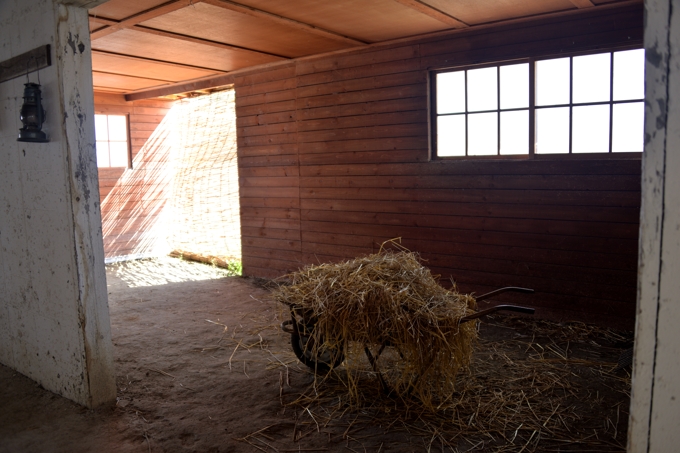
[432,152,642,162]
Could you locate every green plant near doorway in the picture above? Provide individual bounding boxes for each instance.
[224,260,242,276]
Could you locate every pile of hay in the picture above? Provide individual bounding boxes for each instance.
[273,246,478,408]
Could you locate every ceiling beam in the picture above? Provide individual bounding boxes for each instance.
[200,0,368,46]
[131,25,289,59]
[125,74,237,101]
[569,0,595,7]
[90,0,194,40]
[93,70,178,83]
[60,0,111,8]
[94,88,129,93]
[124,61,299,101]
[90,16,118,26]
[91,49,229,74]
[392,0,468,28]
[89,1,303,61]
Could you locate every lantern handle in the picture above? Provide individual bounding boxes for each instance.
[24,56,41,85]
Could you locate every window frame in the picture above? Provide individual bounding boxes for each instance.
[429,45,645,161]
[94,113,133,169]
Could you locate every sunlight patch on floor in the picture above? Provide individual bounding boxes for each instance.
[108,256,234,288]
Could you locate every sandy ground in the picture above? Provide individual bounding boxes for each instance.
[0,258,632,453]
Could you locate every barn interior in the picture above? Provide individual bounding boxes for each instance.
[1,0,678,451]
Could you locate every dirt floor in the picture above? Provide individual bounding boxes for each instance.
[0,258,633,452]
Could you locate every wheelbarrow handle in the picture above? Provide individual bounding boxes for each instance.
[460,304,535,324]
[475,286,534,302]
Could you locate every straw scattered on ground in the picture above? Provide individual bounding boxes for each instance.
[263,315,632,452]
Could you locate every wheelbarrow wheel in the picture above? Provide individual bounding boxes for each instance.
[290,332,344,373]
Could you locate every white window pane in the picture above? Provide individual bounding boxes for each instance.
[96,141,110,167]
[500,110,529,155]
[437,71,465,114]
[536,58,570,106]
[437,115,466,156]
[535,107,569,154]
[613,49,645,101]
[572,105,610,153]
[94,114,108,141]
[500,63,529,109]
[467,67,497,112]
[612,102,644,152]
[468,112,498,155]
[109,142,129,167]
[107,115,128,141]
[573,53,611,104]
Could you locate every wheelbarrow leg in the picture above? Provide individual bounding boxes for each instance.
[364,344,390,393]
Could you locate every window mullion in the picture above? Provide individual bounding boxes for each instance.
[568,57,573,154]
[107,115,112,167]
[529,58,535,158]
[431,72,438,160]
[497,66,501,156]
[464,70,469,156]
[609,52,614,153]
[126,113,133,169]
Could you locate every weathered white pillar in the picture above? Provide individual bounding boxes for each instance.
[0,0,115,407]
[629,0,680,450]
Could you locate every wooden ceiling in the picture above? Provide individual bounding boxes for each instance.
[89,0,626,99]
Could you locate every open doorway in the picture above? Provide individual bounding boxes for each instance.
[97,88,241,271]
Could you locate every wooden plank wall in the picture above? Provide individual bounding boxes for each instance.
[94,92,175,258]
[235,2,643,328]
[235,63,301,276]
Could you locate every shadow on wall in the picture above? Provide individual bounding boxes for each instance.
[101,89,241,263]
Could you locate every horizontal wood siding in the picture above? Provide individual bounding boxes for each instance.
[235,63,301,278]
[235,3,643,327]
[94,92,175,258]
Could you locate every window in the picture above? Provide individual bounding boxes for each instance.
[433,49,645,157]
[95,114,130,167]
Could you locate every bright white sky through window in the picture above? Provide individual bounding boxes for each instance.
[95,114,129,167]
[436,49,645,156]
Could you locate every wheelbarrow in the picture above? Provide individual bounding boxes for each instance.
[281,286,535,374]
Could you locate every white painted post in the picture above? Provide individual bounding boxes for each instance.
[55,0,117,407]
[0,0,115,407]
[629,0,680,450]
